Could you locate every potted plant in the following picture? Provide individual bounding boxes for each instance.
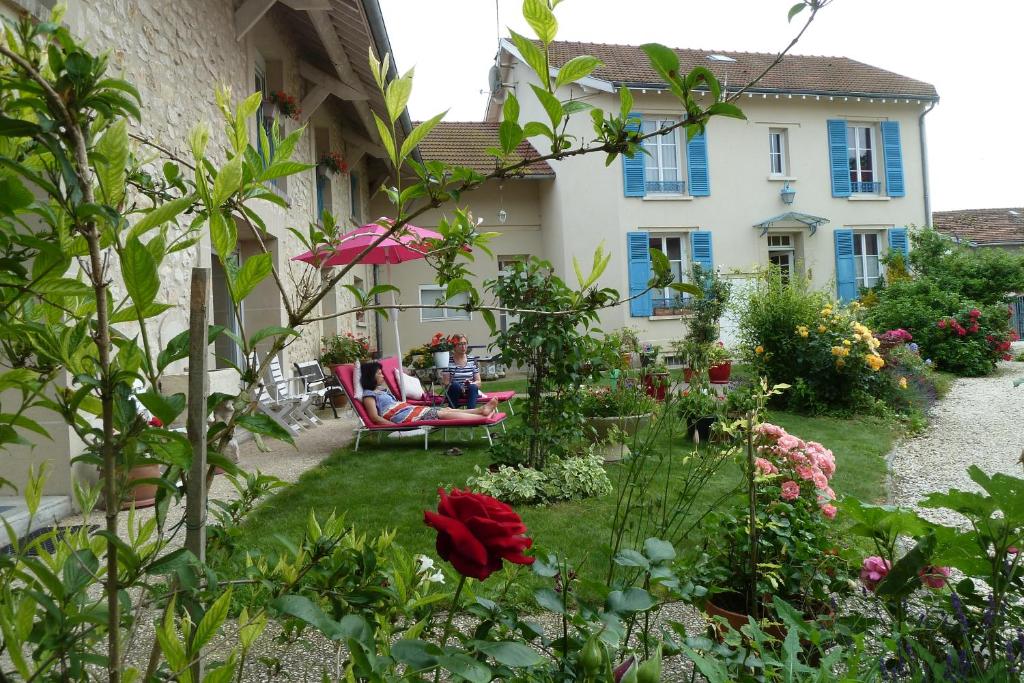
[320,332,370,405]
[689,420,847,635]
[676,387,723,442]
[579,385,656,462]
[426,332,458,368]
[268,89,302,120]
[707,341,733,383]
[642,361,671,401]
[319,150,349,175]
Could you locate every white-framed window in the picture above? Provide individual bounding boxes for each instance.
[847,124,879,193]
[648,234,688,302]
[853,232,882,288]
[767,233,796,280]
[768,128,788,176]
[419,285,471,322]
[641,118,684,194]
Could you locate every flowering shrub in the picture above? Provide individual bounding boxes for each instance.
[743,276,888,412]
[268,90,301,120]
[690,423,847,618]
[865,278,1017,376]
[320,332,369,365]
[578,385,655,418]
[319,150,348,175]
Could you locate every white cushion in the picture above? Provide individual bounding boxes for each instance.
[352,360,364,400]
[395,369,424,400]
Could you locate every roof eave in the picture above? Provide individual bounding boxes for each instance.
[612,81,939,102]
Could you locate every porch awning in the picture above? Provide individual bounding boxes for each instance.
[753,211,830,237]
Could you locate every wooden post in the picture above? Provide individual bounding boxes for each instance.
[184,267,209,680]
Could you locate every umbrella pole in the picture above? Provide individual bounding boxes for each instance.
[388,261,407,401]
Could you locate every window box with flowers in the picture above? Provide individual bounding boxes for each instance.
[319,151,349,175]
[268,90,301,121]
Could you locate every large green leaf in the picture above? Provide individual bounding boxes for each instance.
[372,111,397,168]
[385,68,414,125]
[876,533,936,599]
[522,0,557,43]
[256,161,312,183]
[554,56,601,90]
[210,210,237,262]
[122,237,159,309]
[0,115,42,138]
[140,429,191,469]
[95,118,128,206]
[157,325,224,372]
[392,639,441,671]
[643,537,676,562]
[230,252,272,303]
[509,31,548,84]
[237,414,294,444]
[249,325,299,348]
[0,175,34,214]
[438,653,491,683]
[499,120,524,156]
[136,390,186,427]
[400,111,446,162]
[212,154,243,207]
[270,594,353,640]
[475,641,543,667]
[108,302,174,324]
[193,589,232,651]
[127,195,193,241]
[529,84,564,129]
[607,587,657,613]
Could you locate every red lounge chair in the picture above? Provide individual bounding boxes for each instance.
[335,364,507,451]
[379,356,517,415]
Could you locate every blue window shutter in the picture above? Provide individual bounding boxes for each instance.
[834,228,857,302]
[827,119,851,197]
[690,231,713,272]
[686,130,710,196]
[888,227,909,259]
[627,231,652,316]
[622,112,646,197]
[316,172,326,220]
[880,121,905,197]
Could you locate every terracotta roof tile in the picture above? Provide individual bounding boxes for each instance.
[933,208,1024,245]
[536,40,938,100]
[415,121,554,177]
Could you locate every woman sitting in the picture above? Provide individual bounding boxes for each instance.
[443,334,483,408]
[360,361,497,425]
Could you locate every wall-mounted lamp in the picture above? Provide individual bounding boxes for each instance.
[780,182,796,205]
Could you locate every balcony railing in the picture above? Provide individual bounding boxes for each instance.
[651,295,693,315]
[851,181,881,194]
[646,180,685,194]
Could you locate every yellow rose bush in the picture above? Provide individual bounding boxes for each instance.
[740,269,892,413]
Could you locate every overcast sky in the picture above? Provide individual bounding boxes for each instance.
[376,0,1021,213]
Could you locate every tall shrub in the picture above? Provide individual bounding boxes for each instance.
[909,227,1024,305]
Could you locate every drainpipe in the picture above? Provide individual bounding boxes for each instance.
[918,100,937,227]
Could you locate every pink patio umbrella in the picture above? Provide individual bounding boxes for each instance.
[293,219,446,399]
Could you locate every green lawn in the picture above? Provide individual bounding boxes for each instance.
[220,405,895,588]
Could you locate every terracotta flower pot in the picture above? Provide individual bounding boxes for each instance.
[704,596,834,648]
[120,464,161,510]
[643,372,670,400]
[683,367,694,383]
[708,361,732,383]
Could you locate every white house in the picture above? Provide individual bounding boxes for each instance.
[374,39,938,357]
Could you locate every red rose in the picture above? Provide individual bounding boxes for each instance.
[424,488,534,580]
[148,416,163,427]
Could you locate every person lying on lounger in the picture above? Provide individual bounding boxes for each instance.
[360,361,498,425]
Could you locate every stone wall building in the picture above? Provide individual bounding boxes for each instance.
[0,0,405,503]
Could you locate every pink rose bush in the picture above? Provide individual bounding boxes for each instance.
[754,423,837,518]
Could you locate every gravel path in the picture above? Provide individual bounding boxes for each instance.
[888,353,1024,526]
